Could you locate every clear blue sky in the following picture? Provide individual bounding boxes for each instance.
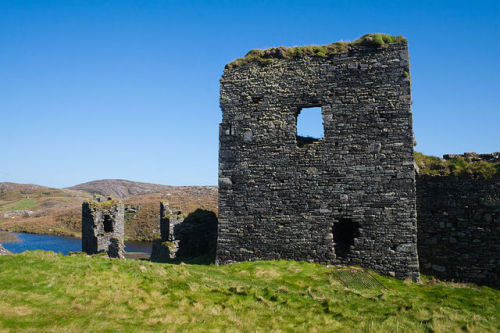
[1,1,498,187]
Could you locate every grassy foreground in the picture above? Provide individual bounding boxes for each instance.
[0,252,498,332]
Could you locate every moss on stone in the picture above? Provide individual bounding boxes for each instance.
[164,212,184,219]
[352,33,406,47]
[226,33,407,69]
[85,197,121,210]
[161,241,177,251]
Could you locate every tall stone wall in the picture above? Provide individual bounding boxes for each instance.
[416,175,500,287]
[82,196,125,258]
[218,39,420,280]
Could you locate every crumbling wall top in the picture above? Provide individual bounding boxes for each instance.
[84,195,122,210]
[226,33,407,69]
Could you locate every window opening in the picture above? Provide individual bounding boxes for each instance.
[296,107,324,148]
[333,218,359,258]
[103,215,114,233]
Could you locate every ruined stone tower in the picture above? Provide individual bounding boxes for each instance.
[217,34,420,280]
[82,196,125,258]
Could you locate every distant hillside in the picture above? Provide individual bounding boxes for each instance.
[68,179,217,200]
[0,180,218,241]
[0,182,90,213]
[0,182,47,192]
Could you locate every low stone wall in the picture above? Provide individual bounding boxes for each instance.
[442,152,499,162]
[416,175,500,287]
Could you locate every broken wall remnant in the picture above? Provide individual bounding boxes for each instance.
[150,202,218,261]
[151,201,184,260]
[217,34,420,280]
[82,196,125,258]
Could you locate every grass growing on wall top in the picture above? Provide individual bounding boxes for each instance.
[226,33,406,69]
[415,152,500,179]
[85,197,122,210]
[352,33,406,47]
[0,251,498,332]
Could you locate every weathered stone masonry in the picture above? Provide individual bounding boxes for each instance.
[151,201,185,260]
[82,196,125,258]
[417,175,500,287]
[217,39,420,280]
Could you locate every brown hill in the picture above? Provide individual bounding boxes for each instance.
[68,179,192,199]
[0,182,47,192]
[0,182,90,213]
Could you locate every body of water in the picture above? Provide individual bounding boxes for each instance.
[0,232,152,255]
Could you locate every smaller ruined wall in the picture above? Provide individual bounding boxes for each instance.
[82,196,125,257]
[151,202,218,261]
[417,176,500,287]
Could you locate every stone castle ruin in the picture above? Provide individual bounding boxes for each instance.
[82,196,125,258]
[217,35,420,280]
[76,34,498,287]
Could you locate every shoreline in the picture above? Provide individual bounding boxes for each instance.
[0,227,154,243]
[0,231,20,243]
[0,228,80,240]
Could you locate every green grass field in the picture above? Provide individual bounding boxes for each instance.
[0,198,38,212]
[0,252,498,332]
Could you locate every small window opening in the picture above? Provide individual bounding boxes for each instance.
[103,215,114,233]
[296,107,324,148]
[333,218,359,259]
